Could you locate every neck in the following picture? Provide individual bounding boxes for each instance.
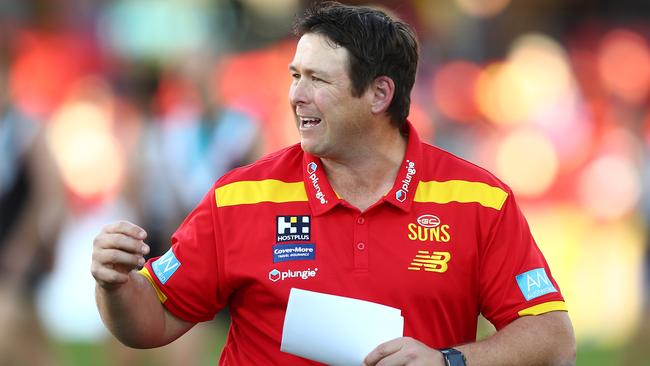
[321,124,407,211]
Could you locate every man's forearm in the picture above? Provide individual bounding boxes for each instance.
[96,271,186,348]
[458,311,576,366]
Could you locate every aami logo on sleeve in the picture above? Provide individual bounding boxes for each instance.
[152,249,181,285]
[515,268,557,301]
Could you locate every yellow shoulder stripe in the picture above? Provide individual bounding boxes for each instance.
[518,301,567,316]
[138,267,168,303]
[414,180,508,210]
[215,179,307,207]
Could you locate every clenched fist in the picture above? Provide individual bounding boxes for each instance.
[91,221,150,290]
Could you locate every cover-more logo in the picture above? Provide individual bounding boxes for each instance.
[273,243,315,263]
[268,268,318,282]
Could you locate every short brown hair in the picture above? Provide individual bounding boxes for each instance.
[294,1,419,130]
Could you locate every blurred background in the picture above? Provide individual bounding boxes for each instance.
[0,0,648,365]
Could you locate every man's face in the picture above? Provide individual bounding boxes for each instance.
[288,33,372,158]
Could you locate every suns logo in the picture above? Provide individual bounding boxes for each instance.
[407,214,451,243]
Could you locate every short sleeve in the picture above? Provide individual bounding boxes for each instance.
[478,192,567,330]
[140,185,229,323]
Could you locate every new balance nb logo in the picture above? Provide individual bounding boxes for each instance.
[407,250,450,273]
[276,216,311,242]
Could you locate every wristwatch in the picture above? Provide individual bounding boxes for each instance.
[439,348,467,366]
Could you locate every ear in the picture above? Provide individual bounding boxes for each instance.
[369,76,395,115]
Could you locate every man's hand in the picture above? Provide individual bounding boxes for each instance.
[364,337,444,366]
[91,221,150,290]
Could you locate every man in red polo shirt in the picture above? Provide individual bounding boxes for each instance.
[91,2,576,365]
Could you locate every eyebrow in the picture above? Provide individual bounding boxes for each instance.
[288,64,329,77]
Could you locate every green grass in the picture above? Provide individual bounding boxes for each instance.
[51,313,643,366]
[53,314,230,366]
[54,342,626,366]
[576,344,621,366]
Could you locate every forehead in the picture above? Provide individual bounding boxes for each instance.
[290,33,350,75]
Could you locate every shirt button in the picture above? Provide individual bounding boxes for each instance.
[357,217,365,225]
[357,242,365,250]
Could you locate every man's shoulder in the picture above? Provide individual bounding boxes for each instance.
[216,143,304,187]
[421,142,510,191]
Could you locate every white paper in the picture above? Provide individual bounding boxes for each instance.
[281,288,404,366]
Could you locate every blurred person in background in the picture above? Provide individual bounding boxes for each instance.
[116,59,261,366]
[34,74,145,364]
[91,2,575,365]
[0,59,66,366]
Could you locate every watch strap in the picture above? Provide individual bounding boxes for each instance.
[440,348,467,366]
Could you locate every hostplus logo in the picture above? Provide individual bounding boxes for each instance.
[268,268,318,282]
[396,160,416,202]
[276,215,311,242]
[307,162,328,204]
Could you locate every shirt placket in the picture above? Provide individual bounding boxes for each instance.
[353,213,369,271]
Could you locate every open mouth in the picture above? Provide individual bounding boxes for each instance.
[300,117,322,127]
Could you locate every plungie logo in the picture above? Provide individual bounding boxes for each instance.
[396,160,416,202]
[269,269,281,282]
[307,162,317,175]
[268,268,318,282]
[396,190,406,202]
[307,162,328,204]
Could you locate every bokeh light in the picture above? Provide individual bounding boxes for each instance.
[46,97,124,201]
[535,102,592,174]
[215,41,296,151]
[578,154,641,220]
[644,111,650,147]
[432,60,482,123]
[455,0,511,18]
[495,128,559,197]
[476,34,575,126]
[240,0,300,20]
[99,0,213,60]
[526,205,645,346]
[475,61,513,124]
[408,102,435,142]
[597,28,650,104]
[8,32,94,119]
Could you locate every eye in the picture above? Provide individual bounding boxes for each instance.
[291,73,300,80]
[311,75,323,82]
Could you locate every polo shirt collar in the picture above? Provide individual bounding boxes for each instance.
[302,120,423,215]
[302,153,341,216]
[384,121,422,212]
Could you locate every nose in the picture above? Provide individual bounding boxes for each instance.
[289,78,309,106]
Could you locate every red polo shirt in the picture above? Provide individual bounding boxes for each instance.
[141,123,566,365]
